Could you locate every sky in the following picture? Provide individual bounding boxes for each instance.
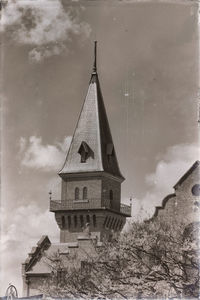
[0,0,199,296]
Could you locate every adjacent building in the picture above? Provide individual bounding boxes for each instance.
[152,160,200,225]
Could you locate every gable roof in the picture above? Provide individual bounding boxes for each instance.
[25,243,70,275]
[59,43,124,180]
[24,237,103,276]
[23,236,51,273]
[173,160,200,189]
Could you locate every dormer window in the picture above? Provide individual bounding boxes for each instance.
[78,141,93,163]
[106,143,114,161]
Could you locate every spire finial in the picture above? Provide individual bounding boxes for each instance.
[93,41,97,73]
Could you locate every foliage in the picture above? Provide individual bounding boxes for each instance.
[41,220,200,299]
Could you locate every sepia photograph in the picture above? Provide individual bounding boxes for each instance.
[0,0,199,299]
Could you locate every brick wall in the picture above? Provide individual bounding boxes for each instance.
[56,210,126,243]
[24,238,99,297]
[28,277,47,297]
[57,174,124,243]
[62,178,101,200]
[102,177,121,211]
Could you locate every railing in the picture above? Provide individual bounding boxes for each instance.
[50,198,131,216]
[120,203,132,216]
[50,198,110,211]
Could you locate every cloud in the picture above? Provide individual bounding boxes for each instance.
[0,203,59,295]
[18,137,27,153]
[46,176,61,199]
[1,0,91,61]
[19,135,72,171]
[29,43,67,62]
[132,143,199,221]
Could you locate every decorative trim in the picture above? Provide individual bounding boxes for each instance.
[59,171,124,183]
[148,193,176,221]
[73,199,89,203]
[23,236,51,272]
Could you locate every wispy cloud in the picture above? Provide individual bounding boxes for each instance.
[1,0,91,62]
[19,136,71,171]
[132,143,199,221]
[29,43,67,62]
[0,204,59,295]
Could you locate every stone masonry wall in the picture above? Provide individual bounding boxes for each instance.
[155,166,200,226]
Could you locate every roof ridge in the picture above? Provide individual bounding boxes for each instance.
[173,160,200,189]
[23,236,51,272]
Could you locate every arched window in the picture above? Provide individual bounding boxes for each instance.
[74,215,77,227]
[61,216,65,229]
[80,215,84,228]
[86,215,90,224]
[93,215,97,227]
[83,187,88,200]
[109,190,113,200]
[75,187,79,200]
[68,216,71,228]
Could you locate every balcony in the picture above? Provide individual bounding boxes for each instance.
[120,203,132,216]
[50,198,131,217]
[50,198,109,211]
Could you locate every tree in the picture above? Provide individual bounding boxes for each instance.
[40,220,200,299]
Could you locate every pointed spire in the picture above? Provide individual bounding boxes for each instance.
[92,41,97,73]
[59,42,124,181]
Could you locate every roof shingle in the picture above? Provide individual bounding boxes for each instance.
[59,50,124,180]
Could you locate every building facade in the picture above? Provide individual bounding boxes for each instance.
[152,160,200,225]
[22,43,131,297]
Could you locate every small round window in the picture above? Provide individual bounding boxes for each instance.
[191,184,200,196]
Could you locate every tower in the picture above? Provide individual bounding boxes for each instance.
[50,42,131,242]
